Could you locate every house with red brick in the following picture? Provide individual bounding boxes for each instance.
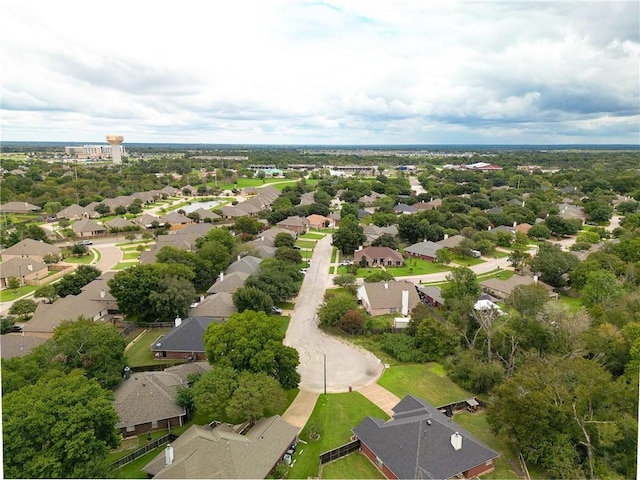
[353,395,499,479]
[354,247,403,267]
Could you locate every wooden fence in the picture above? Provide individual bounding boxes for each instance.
[111,433,178,469]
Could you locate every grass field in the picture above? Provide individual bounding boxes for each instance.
[558,292,583,312]
[63,253,94,264]
[331,247,338,263]
[125,328,184,367]
[0,285,38,302]
[122,252,140,260]
[378,363,473,406]
[299,232,325,240]
[321,452,385,479]
[339,258,451,278]
[112,263,134,270]
[294,240,317,249]
[287,393,389,479]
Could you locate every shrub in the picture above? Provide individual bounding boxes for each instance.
[381,333,428,363]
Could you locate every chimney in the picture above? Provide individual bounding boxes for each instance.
[401,289,409,316]
[444,233,449,240]
[175,317,182,327]
[384,282,389,289]
[513,221,517,228]
[27,264,33,271]
[533,275,538,284]
[522,200,525,207]
[451,432,462,451]
[219,271,224,282]
[165,444,174,466]
[100,288,105,299]
[237,255,241,261]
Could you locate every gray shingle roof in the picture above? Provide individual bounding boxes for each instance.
[143,416,298,479]
[226,256,262,275]
[113,371,186,429]
[353,395,499,479]
[358,281,421,313]
[404,241,442,258]
[1,239,61,259]
[207,271,250,294]
[151,317,220,354]
[189,292,237,319]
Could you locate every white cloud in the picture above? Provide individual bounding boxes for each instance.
[1,0,638,144]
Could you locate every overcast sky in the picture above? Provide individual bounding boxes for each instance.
[2,1,639,145]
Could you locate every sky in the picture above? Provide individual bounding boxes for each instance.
[1,1,639,145]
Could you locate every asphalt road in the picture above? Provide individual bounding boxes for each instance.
[284,235,384,393]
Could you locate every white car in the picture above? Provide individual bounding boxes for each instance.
[299,268,308,274]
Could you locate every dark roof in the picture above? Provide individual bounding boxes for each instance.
[151,317,219,354]
[354,395,499,479]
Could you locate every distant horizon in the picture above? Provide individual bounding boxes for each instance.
[2,140,639,150]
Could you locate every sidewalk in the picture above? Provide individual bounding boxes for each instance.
[281,390,320,431]
[358,382,401,417]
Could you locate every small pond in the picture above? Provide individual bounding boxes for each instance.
[179,200,223,213]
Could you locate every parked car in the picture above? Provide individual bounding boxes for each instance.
[80,240,93,245]
[299,268,308,274]
[271,306,283,315]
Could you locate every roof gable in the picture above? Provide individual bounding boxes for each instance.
[354,395,499,479]
[151,317,217,353]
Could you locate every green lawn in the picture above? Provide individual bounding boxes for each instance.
[329,266,335,274]
[287,392,389,479]
[558,292,583,312]
[378,363,472,407]
[339,259,451,278]
[294,240,317,249]
[331,247,338,263]
[126,328,184,367]
[122,252,140,260]
[0,285,38,302]
[452,254,485,266]
[299,232,325,240]
[112,262,134,270]
[321,452,385,479]
[63,253,94,264]
[114,445,163,479]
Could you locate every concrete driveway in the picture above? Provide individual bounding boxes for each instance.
[284,235,383,393]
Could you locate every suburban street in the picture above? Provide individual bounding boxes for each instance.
[284,235,384,393]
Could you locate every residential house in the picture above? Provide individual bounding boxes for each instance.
[489,225,516,236]
[259,227,297,244]
[72,218,106,237]
[357,281,420,317]
[0,335,48,359]
[164,362,212,385]
[0,202,41,214]
[359,191,386,207]
[160,212,193,227]
[354,247,403,267]
[206,271,250,295]
[1,239,62,263]
[113,371,187,436]
[413,199,442,211]
[353,395,499,480]
[192,208,220,222]
[27,272,118,335]
[362,225,399,246]
[404,241,442,261]
[151,317,221,361]
[416,285,444,308]
[57,203,98,220]
[558,203,586,223]
[189,292,237,321]
[226,255,262,275]
[134,213,164,229]
[480,275,554,300]
[436,234,466,250]
[393,203,417,215]
[299,192,315,206]
[0,257,48,288]
[515,223,532,235]
[276,216,310,235]
[104,217,136,231]
[307,214,333,230]
[143,416,298,479]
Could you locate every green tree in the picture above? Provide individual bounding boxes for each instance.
[108,263,195,322]
[487,356,636,479]
[70,242,88,256]
[435,247,453,265]
[505,284,550,318]
[273,232,296,248]
[148,276,197,321]
[233,287,274,313]
[339,309,365,334]
[363,270,395,282]
[441,267,481,348]
[332,215,365,255]
[2,370,120,479]
[581,270,622,308]
[530,243,579,287]
[50,317,127,389]
[508,246,531,270]
[55,265,101,297]
[7,277,20,291]
[233,216,263,236]
[545,215,579,237]
[225,371,287,423]
[244,259,303,303]
[124,232,136,242]
[192,366,238,419]
[274,246,302,264]
[371,233,399,249]
[8,299,38,320]
[528,223,551,240]
[414,314,459,361]
[318,292,360,327]
[204,310,300,389]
